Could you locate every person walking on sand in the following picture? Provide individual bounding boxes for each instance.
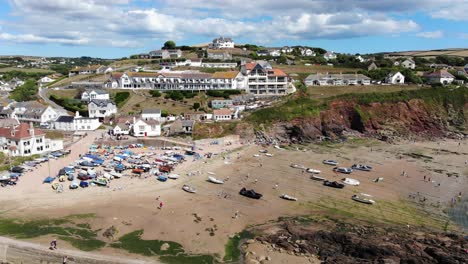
[50,239,57,250]
[424,175,426,181]
[159,202,163,209]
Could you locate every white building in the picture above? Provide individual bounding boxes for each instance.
[305,73,371,86]
[241,62,289,95]
[402,59,416,70]
[213,109,233,121]
[38,76,55,85]
[81,90,110,101]
[201,62,237,68]
[9,102,59,125]
[301,48,316,57]
[132,119,161,137]
[113,123,130,135]
[53,113,101,131]
[324,51,337,60]
[385,72,405,84]
[209,37,235,49]
[0,123,63,157]
[88,100,117,118]
[141,109,162,121]
[269,50,281,57]
[424,70,455,85]
[281,46,293,53]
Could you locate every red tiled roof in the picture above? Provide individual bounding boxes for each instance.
[213,109,233,116]
[0,123,45,140]
[270,69,288,77]
[245,62,257,70]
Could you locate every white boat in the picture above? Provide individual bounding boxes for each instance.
[207,172,216,175]
[274,145,284,150]
[306,168,321,174]
[168,174,180,179]
[103,173,113,180]
[265,153,273,157]
[253,154,260,157]
[259,149,268,153]
[280,194,298,201]
[110,172,123,178]
[323,160,338,166]
[342,178,360,186]
[0,175,10,181]
[208,176,224,184]
[360,193,373,197]
[374,177,384,183]
[310,175,326,181]
[290,164,306,169]
[182,185,197,193]
[352,195,375,204]
[351,164,373,171]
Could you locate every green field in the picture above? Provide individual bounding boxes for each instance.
[0,67,54,73]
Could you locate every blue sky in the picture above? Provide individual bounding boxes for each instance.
[0,0,467,58]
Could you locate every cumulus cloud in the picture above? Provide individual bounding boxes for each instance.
[416,30,444,39]
[3,0,465,49]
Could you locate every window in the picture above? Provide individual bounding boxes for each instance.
[139,125,145,131]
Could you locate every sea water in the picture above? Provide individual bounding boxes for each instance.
[449,198,468,231]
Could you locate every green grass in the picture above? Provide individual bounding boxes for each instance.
[114,91,131,108]
[0,215,105,251]
[0,154,40,172]
[223,230,254,263]
[111,230,215,264]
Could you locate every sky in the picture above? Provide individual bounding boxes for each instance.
[0,0,467,58]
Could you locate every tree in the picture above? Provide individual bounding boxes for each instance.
[193,102,200,110]
[149,90,161,97]
[9,79,38,102]
[163,40,176,50]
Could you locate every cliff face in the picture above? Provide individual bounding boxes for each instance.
[277,99,467,142]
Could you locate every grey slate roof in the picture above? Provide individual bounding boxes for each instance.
[142,109,161,114]
[56,116,74,123]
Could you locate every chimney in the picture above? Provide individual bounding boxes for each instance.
[29,122,34,137]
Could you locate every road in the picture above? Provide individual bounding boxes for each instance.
[38,86,69,115]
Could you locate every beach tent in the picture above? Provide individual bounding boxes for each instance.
[43,176,55,184]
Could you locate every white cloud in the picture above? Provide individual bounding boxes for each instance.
[416,30,444,39]
[0,32,89,45]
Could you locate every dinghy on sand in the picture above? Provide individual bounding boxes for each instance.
[208,176,224,184]
[352,194,375,204]
[280,194,298,201]
[182,185,196,193]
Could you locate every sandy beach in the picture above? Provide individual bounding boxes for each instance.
[0,133,467,261]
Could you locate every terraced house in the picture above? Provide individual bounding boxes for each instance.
[305,73,371,86]
[241,62,289,95]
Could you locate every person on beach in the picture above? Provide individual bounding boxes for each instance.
[424,175,426,181]
[50,239,57,249]
[63,256,68,264]
[159,202,163,209]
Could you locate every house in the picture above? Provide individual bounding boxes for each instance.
[323,51,337,60]
[281,46,293,53]
[38,76,55,85]
[301,48,316,57]
[305,73,371,86]
[113,122,130,135]
[394,61,400,66]
[69,65,103,77]
[9,101,59,125]
[424,70,455,85]
[257,50,269,56]
[166,119,195,135]
[88,100,117,118]
[240,61,289,95]
[402,59,416,69]
[201,62,237,68]
[0,123,63,157]
[368,62,379,71]
[213,109,233,121]
[211,99,234,109]
[132,118,161,137]
[207,50,232,60]
[430,63,451,70]
[0,118,19,128]
[385,72,405,84]
[138,54,150,59]
[149,49,182,59]
[141,109,162,121]
[209,37,235,49]
[53,113,101,131]
[356,55,366,63]
[269,50,281,57]
[81,89,110,101]
[184,112,212,121]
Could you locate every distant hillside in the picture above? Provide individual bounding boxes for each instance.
[385,48,468,58]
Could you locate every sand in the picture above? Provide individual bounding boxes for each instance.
[0,133,467,260]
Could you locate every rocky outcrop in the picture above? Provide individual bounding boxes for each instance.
[277,99,467,142]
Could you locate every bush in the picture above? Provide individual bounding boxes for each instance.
[9,79,38,102]
[165,91,184,101]
[193,102,200,110]
[114,92,130,107]
[149,90,161,97]
[49,94,87,116]
[206,90,241,99]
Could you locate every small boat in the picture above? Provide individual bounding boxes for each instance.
[323,180,345,189]
[69,181,79,189]
[239,188,262,199]
[168,174,180,179]
[208,176,224,184]
[351,164,373,171]
[342,178,360,186]
[265,153,273,157]
[333,167,353,174]
[374,177,384,183]
[207,172,216,175]
[306,168,321,174]
[103,173,113,180]
[132,168,144,174]
[352,195,375,205]
[253,154,260,157]
[80,181,89,188]
[57,184,64,193]
[274,145,284,150]
[0,175,11,181]
[280,194,298,201]
[67,174,74,181]
[52,182,60,190]
[157,175,168,182]
[310,175,326,181]
[182,185,196,193]
[259,149,268,153]
[110,172,122,178]
[290,164,306,169]
[93,178,108,186]
[59,175,66,182]
[103,167,112,172]
[323,160,338,166]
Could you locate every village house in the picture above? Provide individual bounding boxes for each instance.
[132,118,161,137]
[149,49,182,59]
[429,63,452,70]
[324,51,337,60]
[211,99,234,109]
[424,70,455,85]
[88,100,117,118]
[257,50,270,57]
[165,119,195,135]
[4,101,59,125]
[0,123,63,157]
[81,89,110,101]
[141,109,162,121]
[213,109,233,121]
[209,37,235,49]
[305,73,371,86]
[301,48,316,57]
[69,65,110,77]
[207,50,232,60]
[113,122,131,135]
[201,62,237,68]
[241,62,289,96]
[38,76,55,85]
[184,112,212,121]
[385,72,405,84]
[269,49,281,57]
[53,112,102,131]
[356,55,366,62]
[368,62,379,71]
[402,58,416,69]
[281,46,293,53]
